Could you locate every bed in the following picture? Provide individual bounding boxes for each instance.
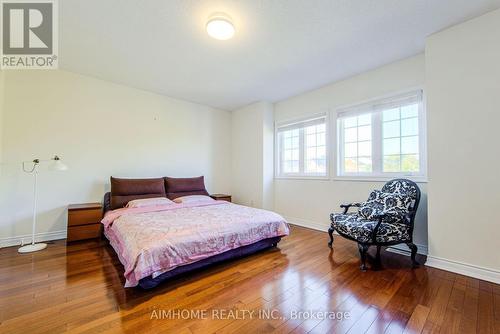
[101,176,289,289]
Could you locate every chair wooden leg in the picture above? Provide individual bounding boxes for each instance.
[370,245,383,270]
[358,243,369,271]
[328,227,334,248]
[407,242,419,268]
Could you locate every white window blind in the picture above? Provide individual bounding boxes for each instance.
[337,91,423,118]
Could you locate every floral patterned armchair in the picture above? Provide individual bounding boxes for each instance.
[329,179,421,270]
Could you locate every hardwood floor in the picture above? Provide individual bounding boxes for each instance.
[0,225,499,334]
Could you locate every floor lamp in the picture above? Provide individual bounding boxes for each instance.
[19,155,68,253]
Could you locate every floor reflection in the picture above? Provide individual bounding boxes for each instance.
[4,225,492,334]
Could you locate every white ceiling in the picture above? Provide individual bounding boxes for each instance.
[60,0,500,111]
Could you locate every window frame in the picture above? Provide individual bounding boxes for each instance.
[275,113,330,180]
[335,90,427,182]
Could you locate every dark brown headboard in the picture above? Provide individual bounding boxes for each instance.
[104,176,209,212]
[165,176,209,200]
[109,177,166,210]
[103,192,112,213]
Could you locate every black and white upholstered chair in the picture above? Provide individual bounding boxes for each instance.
[329,179,421,270]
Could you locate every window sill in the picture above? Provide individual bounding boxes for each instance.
[333,176,428,183]
[275,176,330,181]
[274,175,428,183]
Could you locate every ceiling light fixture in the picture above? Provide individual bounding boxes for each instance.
[206,13,235,40]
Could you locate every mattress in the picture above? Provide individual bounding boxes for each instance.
[102,201,289,287]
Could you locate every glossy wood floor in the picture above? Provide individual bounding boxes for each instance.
[0,225,499,334]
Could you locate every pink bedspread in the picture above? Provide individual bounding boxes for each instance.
[102,201,289,287]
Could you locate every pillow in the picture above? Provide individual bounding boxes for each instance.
[359,190,412,220]
[359,206,382,220]
[165,176,209,200]
[110,177,166,209]
[173,195,215,204]
[126,197,173,208]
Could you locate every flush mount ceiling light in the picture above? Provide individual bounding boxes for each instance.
[206,13,235,40]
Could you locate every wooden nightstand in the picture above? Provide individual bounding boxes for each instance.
[210,194,232,202]
[67,203,103,242]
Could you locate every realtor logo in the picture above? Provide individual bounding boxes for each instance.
[1,0,58,69]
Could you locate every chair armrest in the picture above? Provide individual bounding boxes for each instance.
[371,216,385,243]
[340,202,363,214]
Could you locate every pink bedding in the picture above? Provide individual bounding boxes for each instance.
[102,201,289,287]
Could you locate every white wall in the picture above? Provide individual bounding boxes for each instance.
[274,55,428,252]
[0,71,4,172]
[262,104,274,210]
[426,9,500,276]
[231,101,274,210]
[0,70,231,245]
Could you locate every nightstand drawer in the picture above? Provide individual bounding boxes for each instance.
[68,208,102,226]
[67,224,101,242]
[210,194,232,202]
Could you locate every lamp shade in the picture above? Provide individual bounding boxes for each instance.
[48,156,68,171]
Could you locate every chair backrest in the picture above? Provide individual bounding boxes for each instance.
[381,178,421,213]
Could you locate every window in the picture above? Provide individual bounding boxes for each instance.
[342,113,372,173]
[337,90,426,179]
[276,115,328,178]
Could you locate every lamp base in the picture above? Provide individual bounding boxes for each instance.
[18,243,47,253]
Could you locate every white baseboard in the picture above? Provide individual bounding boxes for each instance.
[425,255,500,285]
[0,230,66,248]
[284,216,328,232]
[285,215,428,256]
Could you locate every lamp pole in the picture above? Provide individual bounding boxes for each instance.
[18,156,67,253]
[19,160,47,253]
[30,165,39,246]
